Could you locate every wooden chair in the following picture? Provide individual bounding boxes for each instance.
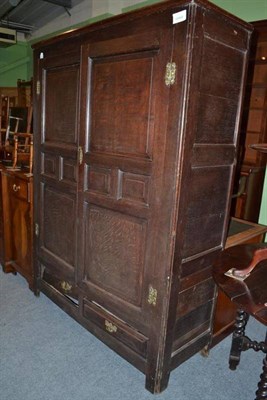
[12,132,33,174]
[213,244,267,400]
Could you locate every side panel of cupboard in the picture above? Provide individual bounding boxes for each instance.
[33,0,252,393]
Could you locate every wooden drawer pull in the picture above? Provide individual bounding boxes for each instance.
[105,320,117,333]
[12,184,21,192]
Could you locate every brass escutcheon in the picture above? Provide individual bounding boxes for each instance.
[13,184,20,192]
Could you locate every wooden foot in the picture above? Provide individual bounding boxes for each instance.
[145,370,170,394]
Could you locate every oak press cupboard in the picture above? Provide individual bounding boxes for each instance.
[32,0,252,393]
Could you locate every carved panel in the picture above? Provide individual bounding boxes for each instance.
[86,165,111,195]
[182,166,230,257]
[41,153,57,179]
[43,64,79,145]
[119,171,149,206]
[84,205,146,306]
[60,157,78,184]
[89,55,154,158]
[42,186,76,268]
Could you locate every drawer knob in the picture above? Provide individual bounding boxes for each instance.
[12,184,20,192]
[105,320,117,333]
[60,281,72,292]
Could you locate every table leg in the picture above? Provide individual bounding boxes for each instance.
[229,308,249,370]
[255,331,267,400]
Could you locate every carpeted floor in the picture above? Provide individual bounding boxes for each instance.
[0,269,266,400]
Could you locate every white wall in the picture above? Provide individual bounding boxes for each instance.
[29,0,146,41]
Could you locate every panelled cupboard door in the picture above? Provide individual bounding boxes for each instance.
[37,52,80,289]
[77,28,181,340]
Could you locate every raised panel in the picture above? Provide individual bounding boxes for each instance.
[86,165,111,195]
[195,94,237,144]
[42,186,76,268]
[200,37,244,100]
[43,64,79,145]
[89,54,155,158]
[84,205,146,306]
[41,153,57,179]
[119,171,150,206]
[60,157,78,184]
[182,167,230,257]
[177,278,215,317]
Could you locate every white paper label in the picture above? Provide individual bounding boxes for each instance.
[172,10,187,24]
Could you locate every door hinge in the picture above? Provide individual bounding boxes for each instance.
[165,62,176,86]
[78,146,83,165]
[36,81,41,95]
[35,223,39,237]
[148,285,157,306]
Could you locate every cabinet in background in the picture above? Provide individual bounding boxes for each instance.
[233,20,267,222]
[0,167,33,288]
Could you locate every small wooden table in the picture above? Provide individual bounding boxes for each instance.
[213,244,267,400]
[212,218,267,346]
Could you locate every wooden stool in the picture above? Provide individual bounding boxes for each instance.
[213,244,267,400]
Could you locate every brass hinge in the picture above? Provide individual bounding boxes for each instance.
[36,81,41,95]
[78,146,83,165]
[165,62,176,86]
[148,285,157,306]
[35,223,39,237]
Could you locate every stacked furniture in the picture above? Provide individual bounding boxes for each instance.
[32,0,252,393]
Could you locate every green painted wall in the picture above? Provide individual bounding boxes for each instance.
[0,41,30,86]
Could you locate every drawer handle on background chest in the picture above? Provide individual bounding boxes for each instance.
[105,320,117,333]
[12,184,20,192]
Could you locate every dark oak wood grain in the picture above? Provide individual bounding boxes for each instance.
[32,0,252,393]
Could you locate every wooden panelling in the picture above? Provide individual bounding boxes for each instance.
[43,64,79,145]
[41,185,76,268]
[32,0,252,393]
[90,54,155,158]
[83,205,146,306]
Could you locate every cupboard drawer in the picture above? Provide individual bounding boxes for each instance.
[9,177,30,202]
[42,268,78,301]
[83,299,148,358]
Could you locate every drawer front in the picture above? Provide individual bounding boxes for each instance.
[10,177,29,202]
[83,299,148,358]
[42,267,78,301]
